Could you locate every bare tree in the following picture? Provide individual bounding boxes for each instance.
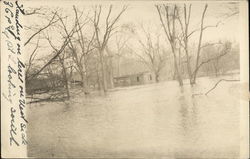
[104,46,115,88]
[44,33,72,99]
[182,4,228,84]
[58,51,71,99]
[132,27,167,82]
[176,4,193,83]
[73,6,96,92]
[25,36,40,80]
[24,9,61,83]
[191,4,208,84]
[196,41,232,76]
[26,9,80,82]
[103,31,130,88]
[92,5,127,92]
[220,3,239,20]
[24,11,60,46]
[156,4,183,86]
[53,7,95,94]
[114,34,130,77]
[174,4,230,84]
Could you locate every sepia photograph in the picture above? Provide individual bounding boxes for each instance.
[0,0,249,158]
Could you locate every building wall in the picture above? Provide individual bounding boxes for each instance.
[114,76,130,87]
[114,72,155,87]
[130,74,144,86]
[142,72,155,84]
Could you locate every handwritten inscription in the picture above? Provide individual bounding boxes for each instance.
[17,58,25,83]
[2,0,27,147]
[10,107,19,146]
[2,65,17,104]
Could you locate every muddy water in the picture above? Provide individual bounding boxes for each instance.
[27,77,240,158]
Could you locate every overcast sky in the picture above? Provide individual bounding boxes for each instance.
[24,1,239,40]
[23,1,239,60]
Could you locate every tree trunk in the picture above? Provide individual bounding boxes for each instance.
[109,64,114,89]
[64,72,70,100]
[117,57,120,77]
[173,67,176,80]
[174,59,183,86]
[184,45,192,84]
[192,4,208,85]
[172,47,183,86]
[60,57,70,99]
[106,49,114,89]
[99,49,107,92]
[191,70,197,85]
[83,58,90,89]
[213,62,218,77]
[79,70,89,94]
[155,73,160,83]
[186,59,192,84]
[96,68,101,90]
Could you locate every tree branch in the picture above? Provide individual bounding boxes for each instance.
[24,12,59,46]
[205,79,240,95]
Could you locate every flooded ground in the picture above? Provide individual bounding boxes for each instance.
[27,76,240,158]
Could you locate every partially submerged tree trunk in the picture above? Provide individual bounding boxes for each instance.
[79,68,89,94]
[155,73,160,83]
[54,10,91,94]
[108,70,114,89]
[92,5,127,92]
[213,60,219,77]
[105,46,115,89]
[191,4,208,85]
[173,54,183,86]
[73,6,96,94]
[99,48,108,92]
[156,5,183,86]
[59,55,70,99]
[97,70,102,90]
[176,4,195,85]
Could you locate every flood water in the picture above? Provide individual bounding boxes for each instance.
[27,76,240,158]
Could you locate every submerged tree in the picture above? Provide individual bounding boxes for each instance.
[157,3,233,85]
[132,26,167,82]
[176,4,232,84]
[156,4,183,86]
[92,5,127,92]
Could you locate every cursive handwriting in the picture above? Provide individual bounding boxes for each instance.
[17,58,25,83]
[19,99,28,123]
[10,107,19,146]
[5,65,17,104]
[2,0,27,147]
[15,1,25,40]
[5,39,16,54]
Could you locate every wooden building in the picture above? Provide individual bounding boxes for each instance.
[114,71,155,87]
[113,59,156,87]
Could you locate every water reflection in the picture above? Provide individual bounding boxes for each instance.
[28,79,240,158]
[178,86,200,151]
